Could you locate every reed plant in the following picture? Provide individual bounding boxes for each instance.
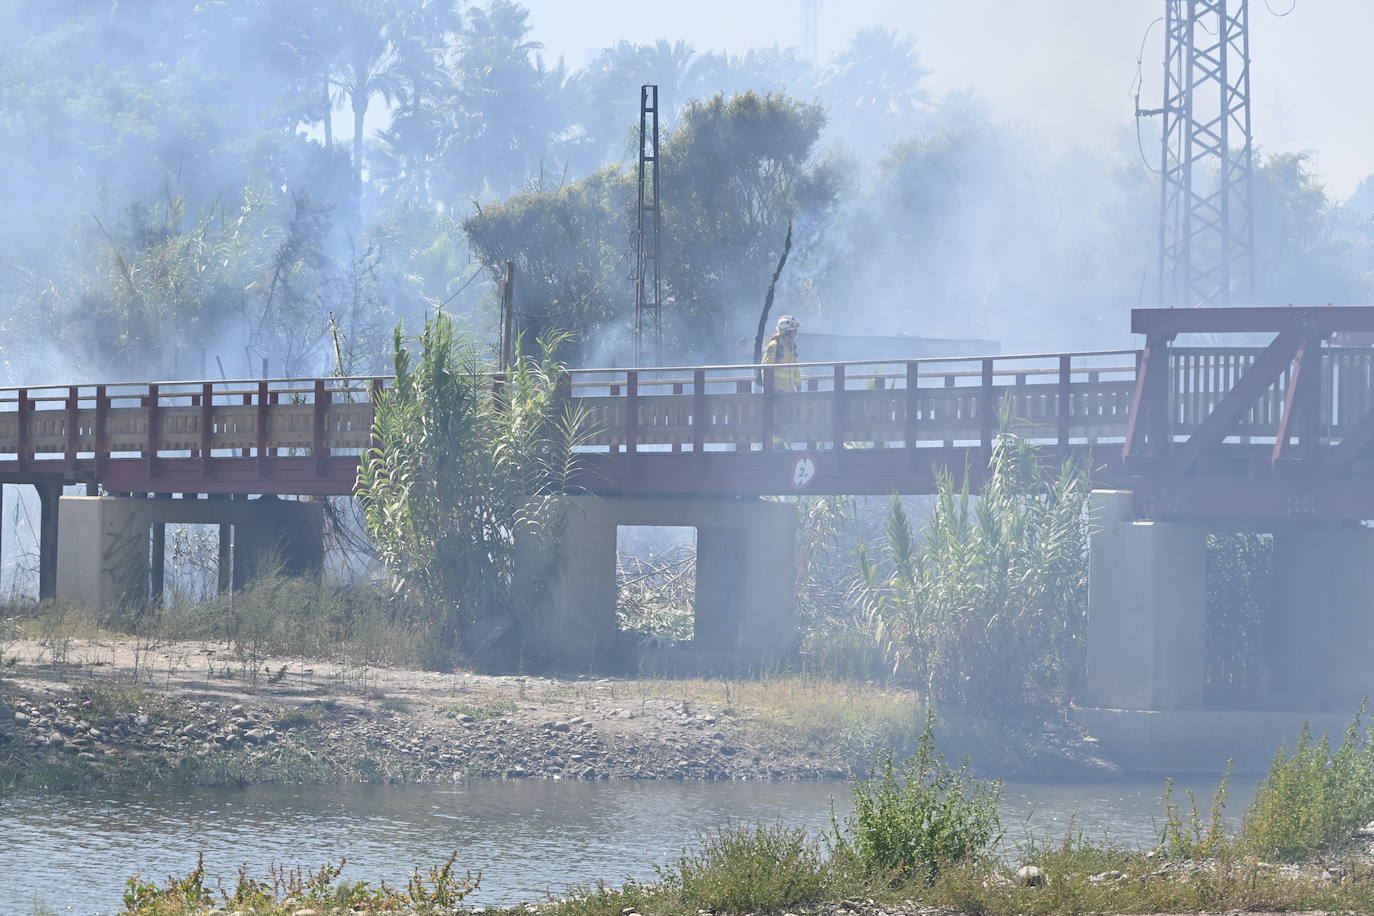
[356,314,589,663]
[857,434,1089,710]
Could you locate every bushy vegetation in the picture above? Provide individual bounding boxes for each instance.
[857,436,1089,710]
[834,713,1002,884]
[1238,707,1374,860]
[357,312,587,664]
[151,572,427,674]
[122,853,477,915]
[660,823,837,913]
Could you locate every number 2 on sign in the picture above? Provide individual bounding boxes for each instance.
[791,455,817,489]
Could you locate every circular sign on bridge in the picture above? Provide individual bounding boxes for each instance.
[790,454,818,490]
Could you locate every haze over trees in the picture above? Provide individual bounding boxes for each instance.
[2,0,1373,382]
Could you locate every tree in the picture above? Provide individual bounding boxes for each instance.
[462,91,839,364]
[440,0,569,199]
[820,27,932,155]
[464,166,635,364]
[326,0,427,199]
[660,92,839,356]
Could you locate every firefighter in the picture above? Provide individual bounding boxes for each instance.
[762,314,802,392]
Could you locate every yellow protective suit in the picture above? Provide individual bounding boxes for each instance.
[762,332,801,392]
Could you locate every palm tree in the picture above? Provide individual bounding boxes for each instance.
[820,27,932,153]
[444,0,568,196]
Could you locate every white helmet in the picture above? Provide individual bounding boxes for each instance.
[776,315,800,334]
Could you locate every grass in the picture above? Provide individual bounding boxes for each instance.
[623,673,923,762]
[123,852,478,915]
[443,700,517,721]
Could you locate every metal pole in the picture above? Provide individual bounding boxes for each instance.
[500,260,516,373]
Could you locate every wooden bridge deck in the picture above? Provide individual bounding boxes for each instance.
[3,307,1374,520]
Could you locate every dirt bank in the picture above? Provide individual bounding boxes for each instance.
[0,636,1117,791]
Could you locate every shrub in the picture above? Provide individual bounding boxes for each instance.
[356,313,589,661]
[857,434,1089,710]
[662,823,836,913]
[1158,766,1231,860]
[1239,706,1374,860]
[834,712,1002,884]
[159,571,430,672]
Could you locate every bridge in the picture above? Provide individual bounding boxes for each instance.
[10,305,1374,750]
[9,306,1374,516]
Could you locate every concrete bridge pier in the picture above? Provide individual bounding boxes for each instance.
[56,494,323,613]
[1269,525,1374,712]
[1083,490,1207,711]
[1077,489,1374,772]
[514,495,797,674]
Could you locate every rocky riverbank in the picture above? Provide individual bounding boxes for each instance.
[0,636,1117,792]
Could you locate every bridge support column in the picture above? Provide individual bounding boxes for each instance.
[514,496,797,674]
[1270,525,1374,711]
[37,481,61,602]
[1085,490,1206,710]
[56,495,323,613]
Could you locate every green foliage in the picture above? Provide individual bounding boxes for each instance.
[834,713,1002,885]
[464,90,839,362]
[463,166,634,362]
[661,823,837,914]
[1158,766,1232,860]
[123,853,477,914]
[1239,705,1374,861]
[1205,532,1274,704]
[356,311,588,659]
[858,435,1089,710]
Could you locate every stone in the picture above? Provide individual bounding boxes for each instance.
[1088,870,1124,884]
[1354,821,1374,838]
[1016,864,1044,887]
[0,702,13,721]
[243,728,272,745]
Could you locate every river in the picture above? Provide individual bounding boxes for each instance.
[0,775,1255,914]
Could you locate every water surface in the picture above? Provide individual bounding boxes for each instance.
[0,775,1254,915]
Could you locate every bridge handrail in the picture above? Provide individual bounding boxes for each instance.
[563,348,1142,376]
[0,349,1144,400]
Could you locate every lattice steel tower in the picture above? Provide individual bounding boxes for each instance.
[634,84,662,366]
[1145,0,1256,308]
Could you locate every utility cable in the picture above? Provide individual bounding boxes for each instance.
[1265,0,1297,17]
[1131,16,1165,175]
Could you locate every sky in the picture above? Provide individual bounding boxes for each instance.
[523,0,1371,197]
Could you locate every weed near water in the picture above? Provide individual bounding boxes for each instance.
[123,852,478,914]
[1237,705,1374,860]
